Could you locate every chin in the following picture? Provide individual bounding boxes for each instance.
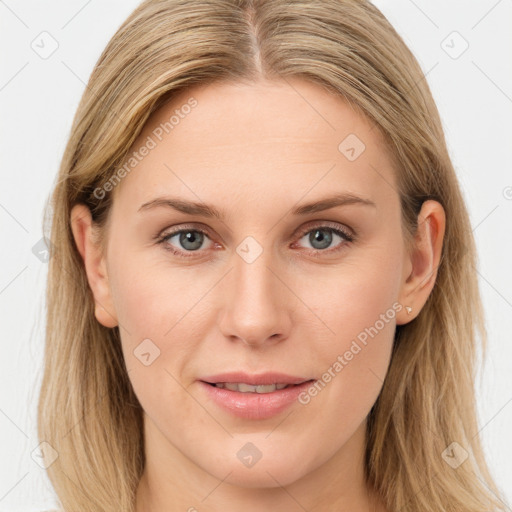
[223,466,303,489]
[201,450,310,489]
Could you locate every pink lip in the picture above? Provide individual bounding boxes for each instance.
[198,373,316,420]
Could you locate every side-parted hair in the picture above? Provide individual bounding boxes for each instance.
[38,1,508,511]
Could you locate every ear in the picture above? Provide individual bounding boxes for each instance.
[70,204,118,328]
[396,200,446,325]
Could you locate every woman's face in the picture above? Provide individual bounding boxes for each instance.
[81,78,418,491]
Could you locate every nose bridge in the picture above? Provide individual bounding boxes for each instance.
[218,237,291,345]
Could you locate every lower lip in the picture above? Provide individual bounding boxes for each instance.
[198,380,316,420]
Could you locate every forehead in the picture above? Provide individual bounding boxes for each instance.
[112,78,398,215]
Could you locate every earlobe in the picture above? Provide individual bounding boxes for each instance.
[396,200,446,325]
[70,204,119,328]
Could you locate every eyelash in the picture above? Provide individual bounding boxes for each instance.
[155,222,355,259]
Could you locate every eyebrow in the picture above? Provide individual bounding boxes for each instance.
[137,192,376,219]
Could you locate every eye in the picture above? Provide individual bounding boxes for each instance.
[294,223,354,254]
[156,225,214,257]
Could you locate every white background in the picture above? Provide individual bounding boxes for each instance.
[0,1,511,510]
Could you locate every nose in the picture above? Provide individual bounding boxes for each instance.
[217,245,292,348]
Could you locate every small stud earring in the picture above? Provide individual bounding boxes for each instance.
[405,306,413,315]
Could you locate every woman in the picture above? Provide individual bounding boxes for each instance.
[37,0,508,511]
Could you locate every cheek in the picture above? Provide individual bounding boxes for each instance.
[107,252,216,402]
[293,245,401,428]
[294,240,402,346]
[109,258,202,430]
[108,250,197,340]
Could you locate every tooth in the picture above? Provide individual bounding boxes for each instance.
[213,382,292,393]
[237,383,258,392]
[255,384,277,393]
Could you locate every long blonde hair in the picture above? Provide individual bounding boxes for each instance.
[38,1,508,510]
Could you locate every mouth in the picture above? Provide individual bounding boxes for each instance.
[203,381,312,393]
[199,377,316,420]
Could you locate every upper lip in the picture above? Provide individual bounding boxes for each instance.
[200,372,314,386]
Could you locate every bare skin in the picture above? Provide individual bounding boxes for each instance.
[71,78,445,512]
